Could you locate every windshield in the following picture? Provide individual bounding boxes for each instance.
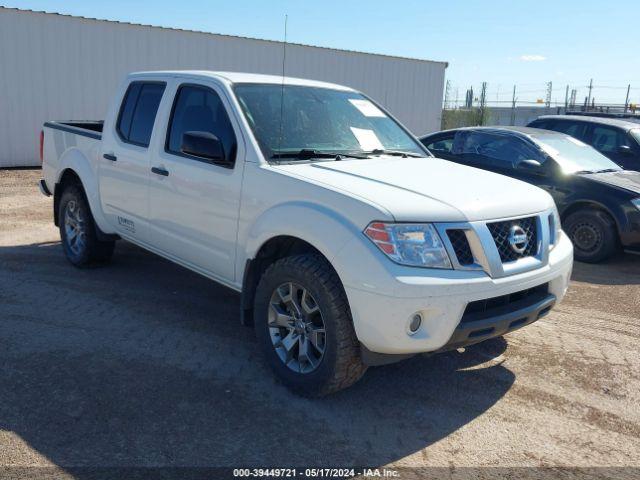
[534,134,622,173]
[233,84,427,160]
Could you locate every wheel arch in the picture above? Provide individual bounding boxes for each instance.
[54,166,118,241]
[560,200,621,235]
[238,201,367,325]
[241,235,347,327]
[53,148,114,236]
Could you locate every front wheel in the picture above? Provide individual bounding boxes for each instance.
[564,209,618,263]
[58,184,115,267]
[254,254,367,396]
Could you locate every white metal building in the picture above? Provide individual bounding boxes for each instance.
[0,7,447,167]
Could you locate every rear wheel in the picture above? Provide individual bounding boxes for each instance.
[59,184,115,267]
[254,254,367,396]
[564,209,617,263]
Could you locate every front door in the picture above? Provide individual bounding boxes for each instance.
[147,82,244,284]
[450,130,567,207]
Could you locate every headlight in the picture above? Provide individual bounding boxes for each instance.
[364,222,452,269]
[632,198,640,211]
[549,207,562,249]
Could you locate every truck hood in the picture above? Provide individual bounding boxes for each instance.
[579,170,640,195]
[275,157,553,222]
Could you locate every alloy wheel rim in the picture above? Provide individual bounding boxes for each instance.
[268,282,326,374]
[64,200,87,256]
[571,221,602,253]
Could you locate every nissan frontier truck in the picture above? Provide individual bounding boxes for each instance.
[39,71,573,395]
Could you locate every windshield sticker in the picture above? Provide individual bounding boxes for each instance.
[349,99,386,118]
[350,127,384,151]
[566,136,587,147]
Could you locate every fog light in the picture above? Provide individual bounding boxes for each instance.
[408,313,422,334]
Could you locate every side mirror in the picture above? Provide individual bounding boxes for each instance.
[516,159,550,176]
[618,145,633,155]
[181,131,229,165]
[516,158,542,169]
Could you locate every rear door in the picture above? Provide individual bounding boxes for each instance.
[99,81,166,241]
[147,81,245,283]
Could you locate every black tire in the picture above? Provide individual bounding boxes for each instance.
[564,209,618,263]
[254,254,367,396]
[58,183,115,267]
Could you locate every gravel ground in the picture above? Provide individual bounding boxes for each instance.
[0,169,639,479]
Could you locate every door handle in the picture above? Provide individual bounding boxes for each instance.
[151,167,169,177]
[103,153,117,162]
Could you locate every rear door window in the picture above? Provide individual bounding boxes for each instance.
[591,125,628,153]
[116,82,166,147]
[552,120,588,140]
[453,131,543,168]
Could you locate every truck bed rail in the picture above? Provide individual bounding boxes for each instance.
[44,121,103,140]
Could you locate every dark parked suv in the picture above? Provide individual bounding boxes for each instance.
[420,126,640,262]
[527,115,640,171]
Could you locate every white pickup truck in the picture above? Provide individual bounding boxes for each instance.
[40,71,573,396]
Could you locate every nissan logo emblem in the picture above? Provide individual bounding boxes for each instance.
[508,225,529,254]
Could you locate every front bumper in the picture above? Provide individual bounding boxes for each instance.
[335,230,573,356]
[435,289,555,352]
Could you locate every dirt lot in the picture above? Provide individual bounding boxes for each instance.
[1,169,639,478]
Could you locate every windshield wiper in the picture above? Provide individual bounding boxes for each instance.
[575,168,619,174]
[366,149,425,158]
[270,149,369,161]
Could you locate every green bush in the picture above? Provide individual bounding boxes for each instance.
[442,108,492,130]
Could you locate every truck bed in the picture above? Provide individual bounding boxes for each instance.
[43,120,103,140]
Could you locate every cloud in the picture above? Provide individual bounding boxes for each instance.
[520,54,546,62]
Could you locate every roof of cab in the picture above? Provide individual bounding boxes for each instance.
[127,70,355,91]
[536,115,640,131]
[421,125,566,139]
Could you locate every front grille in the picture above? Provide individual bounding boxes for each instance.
[447,229,474,265]
[461,283,549,324]
[487,216,538,263]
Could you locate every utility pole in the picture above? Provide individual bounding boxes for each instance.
[570,89,577,108]
[564,85,569,111]
[444,79,451,110]
[545,81,553,109]
[587,79,593,111]
[625,84,631,113]
[510,85,517,126]
[479,82,487,125]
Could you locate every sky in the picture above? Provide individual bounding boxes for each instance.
[3,0,640,105]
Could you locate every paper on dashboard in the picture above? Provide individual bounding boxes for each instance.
[350,127,384,151]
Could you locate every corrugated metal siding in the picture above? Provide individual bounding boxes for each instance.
[0,8,446,167]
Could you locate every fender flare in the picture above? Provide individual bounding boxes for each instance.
[56,148,115,235]
[238,201,365,323]
[242,200,363,273]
